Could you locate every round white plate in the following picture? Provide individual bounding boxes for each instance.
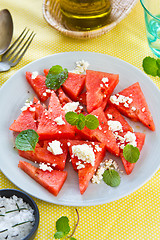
[0,52,160,206]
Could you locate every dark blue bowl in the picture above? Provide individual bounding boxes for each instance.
[0,189,40,240]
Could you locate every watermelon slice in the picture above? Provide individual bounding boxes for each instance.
[26,72,51,102]
[68,140,106,194]
[18,160,67,196]
[76,107,120,156]
[117,131,145,174]
[18,140,68,171]
[37,91,75,140]
[58,87,72,107]
[109,82,155,131]
[86,70,119,113]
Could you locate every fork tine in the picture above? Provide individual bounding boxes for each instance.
[10,32,36,67]
[2,28,27,60]
[2,28,30,62]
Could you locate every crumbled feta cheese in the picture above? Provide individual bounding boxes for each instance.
[47,140,63,155]
[29,107,36,112]
[102,77,109,83]
[110,94,133,108]
[70,60,89,74]
[31,71,38,79]
[91,159,121,184]
[142,107,145,112]
[124,131,137,147]
[46,89,52,93]
[39,163,53,172]
[108,120,123,132]
[72,144,95,166]
[21,100,33,112]
[95,144,102,152]
[63,102,79,113]
[67,142,71,147]
[131,106,136,111]
[98,126,102,130]
[43,92,47,96]
[100,84,103,88]
[107,114,113,119]
[54,116,65,125]
[76,161,85,170]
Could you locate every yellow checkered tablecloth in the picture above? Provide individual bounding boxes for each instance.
[0,0,160,239]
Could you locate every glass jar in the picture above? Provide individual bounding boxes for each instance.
[60,0,111,31]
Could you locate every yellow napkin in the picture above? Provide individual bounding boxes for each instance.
[0,0,160,239]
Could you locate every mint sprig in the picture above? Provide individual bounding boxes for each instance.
[54,209,79,240]
[65,112,99,130]
[45,65,68,90]
[103,168,121,187]
[123,144,140,163]
[15,129,39,151]
[142,56,160,77]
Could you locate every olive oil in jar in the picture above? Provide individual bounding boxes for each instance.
[60,0,111,31]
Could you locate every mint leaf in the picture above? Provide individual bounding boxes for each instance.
[142,56,158,77]
[70,237,77,240]
[65,112,79,125]
[157,68,160,77]
[103,169,120,187]
[123,144,140,163]
[56,216,70,235]
[15,129,39,151]
[45,65,68,90]
[54,231,65,239]
[76,113,85,130]
[156,59,160,69]
[85,114,99,130]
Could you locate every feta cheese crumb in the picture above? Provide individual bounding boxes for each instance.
[43,92,47,96]
[102,77,109,83]
[142,107,145,112]
[110,94,133,108]
[31,71,38,79]
[39,162,53,172]
[76,161,85,169]
[72,144,95,166]
[54,116,65,125]
[70,60,89,74]
[63,102,79,113]
[124,131,137,147]
[108,120,123,132]
[131,106,136,111]
[21,100,33,112]
[95,144,102,152]
[107,114,113,119]
[47,140,63,155]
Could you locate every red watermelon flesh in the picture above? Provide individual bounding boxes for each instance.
[117,132,145,174]
[77,91,87,106]
[58,87,72,107]
[104,105,133,133]
[86,70,119,113]
[18,160,67,196]
[9,109,36,132]
[76,107,120,156]
[37,91,75,140]
[26,72,51,102]
[18,140,68,171]
[109,82,155,131]
[68,140,106,194]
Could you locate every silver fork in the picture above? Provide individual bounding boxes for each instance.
[0,28,36,72]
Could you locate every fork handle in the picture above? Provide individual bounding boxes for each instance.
[0,62,10,72]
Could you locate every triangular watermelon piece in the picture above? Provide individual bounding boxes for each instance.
[109,82,155,131]
[37,91,75,140]
[26,72,51,102]
[9,109,37,132]
[18,140,68,171]
[68,140,106,194]
[86,70,119,113]
[76,107,120,156]
[104,105,133,133]
[58,87,72,107]
[18,160,67,196]
[117,131,145,174]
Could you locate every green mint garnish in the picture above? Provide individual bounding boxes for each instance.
[142,56,160,77]
[45,65,68,90]
[123,144,140,163]
[15,129,39,151]
[54,209,79,240]
[65,112,99,130]
[103,168,121,187]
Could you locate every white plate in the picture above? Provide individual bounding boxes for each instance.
[0,52,160,206]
